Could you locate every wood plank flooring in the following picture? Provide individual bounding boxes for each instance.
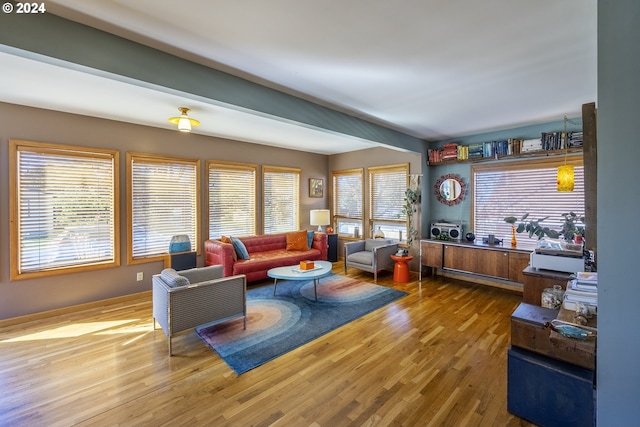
[0,262,534,427]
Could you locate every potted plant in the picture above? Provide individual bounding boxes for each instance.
[401,187,420,250]
[560,212,585,242]
[504,213,561,239]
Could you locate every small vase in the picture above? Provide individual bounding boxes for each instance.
[373,226,385,239]
[511,225,517,247]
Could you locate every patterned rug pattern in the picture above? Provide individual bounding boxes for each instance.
[196,274,407,374]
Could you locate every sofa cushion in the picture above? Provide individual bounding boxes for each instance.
[231,236,250,260]
[160,268,190,288]
[286,230,309,251]
[365,238,392,252]
[307,230,315,249]
[220,236,237,261]
[347,251,373,266]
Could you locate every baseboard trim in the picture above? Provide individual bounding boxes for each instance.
[0,291,151,327]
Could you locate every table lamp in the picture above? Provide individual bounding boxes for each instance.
[310,209,330,232]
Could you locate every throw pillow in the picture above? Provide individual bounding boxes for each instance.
[160,268,190,288]
[230,236,250,260]
[307,230,315,249]
[220,236,237,261]
[286,230,309,251]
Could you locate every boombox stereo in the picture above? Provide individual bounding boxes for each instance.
[430,222,463,241]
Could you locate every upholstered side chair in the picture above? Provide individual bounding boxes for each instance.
[344,238,398,281]
[152,265,246,356]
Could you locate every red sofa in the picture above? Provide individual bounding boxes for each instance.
[204,232,328,283]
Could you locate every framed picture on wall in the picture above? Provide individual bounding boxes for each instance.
[309,178,324,198]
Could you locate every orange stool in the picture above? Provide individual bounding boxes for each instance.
[391,255,413,283]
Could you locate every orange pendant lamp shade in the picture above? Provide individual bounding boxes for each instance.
[557,164,575,192]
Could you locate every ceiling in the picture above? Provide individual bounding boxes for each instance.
[0,0,597,155]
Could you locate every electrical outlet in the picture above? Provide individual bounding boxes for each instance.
[136,272,143,281]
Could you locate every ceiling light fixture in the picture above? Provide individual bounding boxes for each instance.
[168,107,200,132]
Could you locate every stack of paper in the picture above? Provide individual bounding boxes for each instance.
[563,272,598,313]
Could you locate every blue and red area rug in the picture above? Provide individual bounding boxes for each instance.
[195,274,407,375]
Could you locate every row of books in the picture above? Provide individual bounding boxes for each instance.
[563,271,597,313]
[428,132,584,164]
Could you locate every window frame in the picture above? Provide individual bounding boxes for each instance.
[262,165,301,234]
[127,152,200,265]
[206,160,257,239]
[368,163,409,240]
[10,139,120,280]
[332,168,365,239]
[470,155,585,250]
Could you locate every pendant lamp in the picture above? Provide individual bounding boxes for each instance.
[168,107,200,132]
[557,115,575,192]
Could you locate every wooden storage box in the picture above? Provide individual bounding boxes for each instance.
[511,303,596,370]
[511,302,558,357]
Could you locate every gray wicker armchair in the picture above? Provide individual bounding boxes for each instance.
[152,265,246,356]
[344,239,398,281]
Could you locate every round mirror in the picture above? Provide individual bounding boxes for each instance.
[434,174,466,206]
[440,179,461,201]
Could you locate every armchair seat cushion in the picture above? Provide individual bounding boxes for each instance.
[347,251,374,266]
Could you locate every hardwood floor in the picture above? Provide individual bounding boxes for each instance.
[0,262,534,427]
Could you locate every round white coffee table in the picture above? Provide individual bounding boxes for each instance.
[267,260,333,301]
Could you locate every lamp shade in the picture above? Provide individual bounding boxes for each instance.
[557,165,575,192]
[310,209,330,232]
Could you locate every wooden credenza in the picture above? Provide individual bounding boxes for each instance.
[420,239,531,289]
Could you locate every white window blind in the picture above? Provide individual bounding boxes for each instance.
[472,157,585,250]
[129,154,199,260]
[208,161,256,238]
[263,166,300,234]
[332,169,363,237]
[12,141,118,277]
[369,164,408,238]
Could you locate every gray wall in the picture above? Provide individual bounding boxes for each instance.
[0,102,331,319]
[597,1,640,424]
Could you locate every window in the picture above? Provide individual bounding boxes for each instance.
[369,164,409,240]
[10,140,119,279]
[263,166,300,234]
[128,153,199,263]
[472,157,585,250]
[207,161,257,238]
[332,169,364,238]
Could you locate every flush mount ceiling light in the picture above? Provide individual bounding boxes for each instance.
[168,107,200,132]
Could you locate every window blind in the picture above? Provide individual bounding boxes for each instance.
[130,155,198,259]
[369,164,408,224]
[208,162,256,238]
[263,166,300,234]
[472,157,585,250]
[332,169,364,235]
[14,143,117,276]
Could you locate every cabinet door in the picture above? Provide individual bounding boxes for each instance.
[508,252,530,283]
[444,245,509,279]
[421,241,443,268]
[476,250,510,279]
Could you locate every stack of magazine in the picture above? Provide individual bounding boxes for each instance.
[564,272,598,314]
